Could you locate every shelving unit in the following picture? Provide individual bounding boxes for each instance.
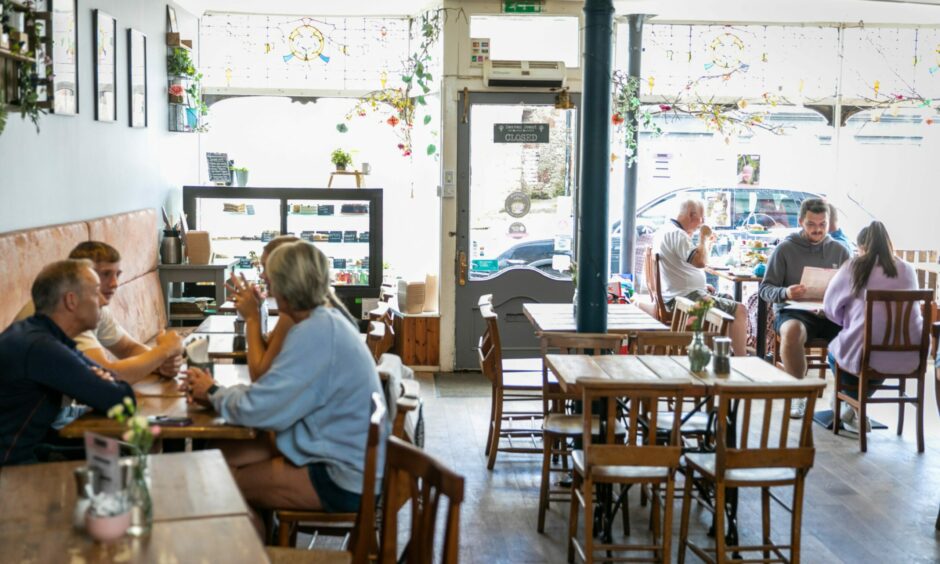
[1,2,52,116]
[166,29,200,132]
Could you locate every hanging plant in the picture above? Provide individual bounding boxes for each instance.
[337,8,464,158]
[167,47,196,78]
[611,72,661,166]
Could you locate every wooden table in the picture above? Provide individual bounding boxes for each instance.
[0,451,266,561]
[133,364,252,397]
[59,392,255,440]
[186,333,247,360]
[219,296,279,315]
[195,314,278,334]
[706,266,770,360]
[522,303,669,334]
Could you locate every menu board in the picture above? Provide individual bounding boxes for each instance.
[206,152,232,185]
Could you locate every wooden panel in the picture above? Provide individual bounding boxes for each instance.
[392,313,440,366]
[0,451,249,536]
[1,516,266,563]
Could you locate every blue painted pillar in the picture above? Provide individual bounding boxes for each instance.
[576,0,614,332]
[619,14,646,280]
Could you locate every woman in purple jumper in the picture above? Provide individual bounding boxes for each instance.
[822,221,922,434]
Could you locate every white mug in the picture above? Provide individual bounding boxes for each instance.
[361,162,371,175]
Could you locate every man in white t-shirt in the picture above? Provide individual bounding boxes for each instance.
[16,242,183,384]
[652,198,748,356]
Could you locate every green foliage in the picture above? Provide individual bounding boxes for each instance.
[231,166,248,173]
[167,47,196,77]
[16,66,43,133]
[330,149,353,167]
[611,71,661,167]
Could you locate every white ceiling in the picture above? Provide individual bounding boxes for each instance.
[175,0,940,24]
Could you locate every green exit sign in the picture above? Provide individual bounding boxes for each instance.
[503,0,543,13]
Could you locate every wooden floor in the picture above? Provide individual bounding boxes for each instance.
[415,370,940,563]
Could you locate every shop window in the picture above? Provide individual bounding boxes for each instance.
[470,15,579,67]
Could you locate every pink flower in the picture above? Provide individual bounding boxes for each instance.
[150,425,161,437]
[611,113,624,125]
[122,430,133,442]
[387,115,400,127]
[659,104,672,112]
[169,84,184,97]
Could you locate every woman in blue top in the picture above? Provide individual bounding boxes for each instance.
[185,241,385,536]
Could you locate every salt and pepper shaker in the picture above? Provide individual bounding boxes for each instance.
[713,337,732,375]
[73,466,100,530]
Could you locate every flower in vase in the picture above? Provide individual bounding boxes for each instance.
[688,297,714,331]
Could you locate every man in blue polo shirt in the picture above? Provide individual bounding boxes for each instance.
[0,259,133,466]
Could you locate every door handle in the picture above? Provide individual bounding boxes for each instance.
[458,251,468,286]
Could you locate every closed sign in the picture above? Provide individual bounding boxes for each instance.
[494,123,549,143]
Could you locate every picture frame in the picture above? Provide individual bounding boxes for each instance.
[166,5,179,34]
[93,10,117,122]
[128,29,147,128]
[49,0,78,115]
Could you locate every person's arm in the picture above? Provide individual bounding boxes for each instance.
[247,315,294,381]
[758,246,796,304]
[822,264,852,325]
[26,338,134,413]
[82,331,183,384]
[688,226,714,268]
[192,322,330,431]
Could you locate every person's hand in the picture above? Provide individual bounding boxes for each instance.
[90,366,115,383]
[699,225,715,241]
[156,330,184,357]
[157,354,183,378]
[706,284,717,294]
[225,272,260,321]
[786,284,807,300]
[182,367,216,406]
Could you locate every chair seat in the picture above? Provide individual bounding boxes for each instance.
[502,357,543,372]
[657,411,710,434]
[267,546,352,564]
[543,414,626,436]
[684,452,797,484]
[502,370,555,389]
[572,449,670,481]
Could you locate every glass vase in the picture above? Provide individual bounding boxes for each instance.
[125,454,153,537]
[687,331,712,372]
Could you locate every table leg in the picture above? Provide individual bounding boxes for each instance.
[725,399,740,553]
[733,281,743,303]
[756,297,768,361]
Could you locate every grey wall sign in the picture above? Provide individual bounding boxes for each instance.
[494,123,549,143]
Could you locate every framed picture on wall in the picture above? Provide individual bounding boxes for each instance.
[128,29,147,128]
[93,10,117,122]
[167,6,179,33]
[50,0,78,115]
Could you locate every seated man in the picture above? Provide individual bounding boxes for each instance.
[827,203,854,254]
[759,198,851,418]
[652,198,748,356]
[0,260,134,466]
[17,242,183,384]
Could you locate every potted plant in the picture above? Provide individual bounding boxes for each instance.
[232,166,249,187]
[84,489,131,543]
[331,148,352,171]
[166,47,195,78]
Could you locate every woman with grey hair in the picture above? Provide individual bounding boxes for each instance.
[185,241,386,536]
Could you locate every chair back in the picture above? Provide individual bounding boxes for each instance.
[367,321,394,363]
[861,289,932,377]
[478,302,504,389]
[380,436,465,564]
[895,250,938,289]
[633,331,717,355]
[712,382,822,476]
[670,296,695,331]
[644,248,671,324]
[347,393,386,562]
[580,379,686,472]
[703,307,735,337]
[539,332,625,403]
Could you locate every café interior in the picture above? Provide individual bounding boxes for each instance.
[1,0,939,562]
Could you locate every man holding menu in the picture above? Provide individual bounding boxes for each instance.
[759,198,850,418]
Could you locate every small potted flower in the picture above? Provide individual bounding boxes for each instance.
[85,489,131,543]
[168,83,185,104]
[331,148,353,171]
[108,398,160,537]
[232,166,249,187]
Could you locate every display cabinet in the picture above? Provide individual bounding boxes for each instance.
[183,186,383,299]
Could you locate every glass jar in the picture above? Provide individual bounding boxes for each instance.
[687,331,712,372]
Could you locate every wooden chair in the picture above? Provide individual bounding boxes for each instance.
[670,296,695,332]
[275,393,385,561]
[536,332,626,533]
[678,380,825,564]
[380,436,465,564]
[479,294,543,372]
[567,379,687,564]
[703,307,735,337]
[633,331,717,356]
[266,547,351,563]
[833,289,932,452]
[479,302,545,469]
[933,322,940,530]
[641,248,672,325]
[367,320,395,363]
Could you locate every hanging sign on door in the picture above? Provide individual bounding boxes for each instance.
[494,123,550,144]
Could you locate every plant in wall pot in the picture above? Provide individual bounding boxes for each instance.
[331,149,352,171]
[231,167,249,187]
[166,47,195,78]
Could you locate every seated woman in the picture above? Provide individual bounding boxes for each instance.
[822,221,922,434]
[185,241,386,536]
[228,235,359,380]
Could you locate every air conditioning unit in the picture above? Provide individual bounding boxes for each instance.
[483,60,567,88]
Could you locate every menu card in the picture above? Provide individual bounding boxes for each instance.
[84,433,121,494]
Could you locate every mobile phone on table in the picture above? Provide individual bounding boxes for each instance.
[148,415,193,427]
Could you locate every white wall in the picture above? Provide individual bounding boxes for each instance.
[0,1,199,233]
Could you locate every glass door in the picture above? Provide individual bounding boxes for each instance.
[455,92,580,369]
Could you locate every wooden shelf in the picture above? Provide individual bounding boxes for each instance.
[0,48,34,64]
[166,33,193,50]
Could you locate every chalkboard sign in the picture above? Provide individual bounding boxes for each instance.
[206,152,232,185]
[494,123,549,144]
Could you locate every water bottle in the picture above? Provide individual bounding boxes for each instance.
[160,230,182,264]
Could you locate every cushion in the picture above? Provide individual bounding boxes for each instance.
[86,209,158,281]
[108,271,166,344]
